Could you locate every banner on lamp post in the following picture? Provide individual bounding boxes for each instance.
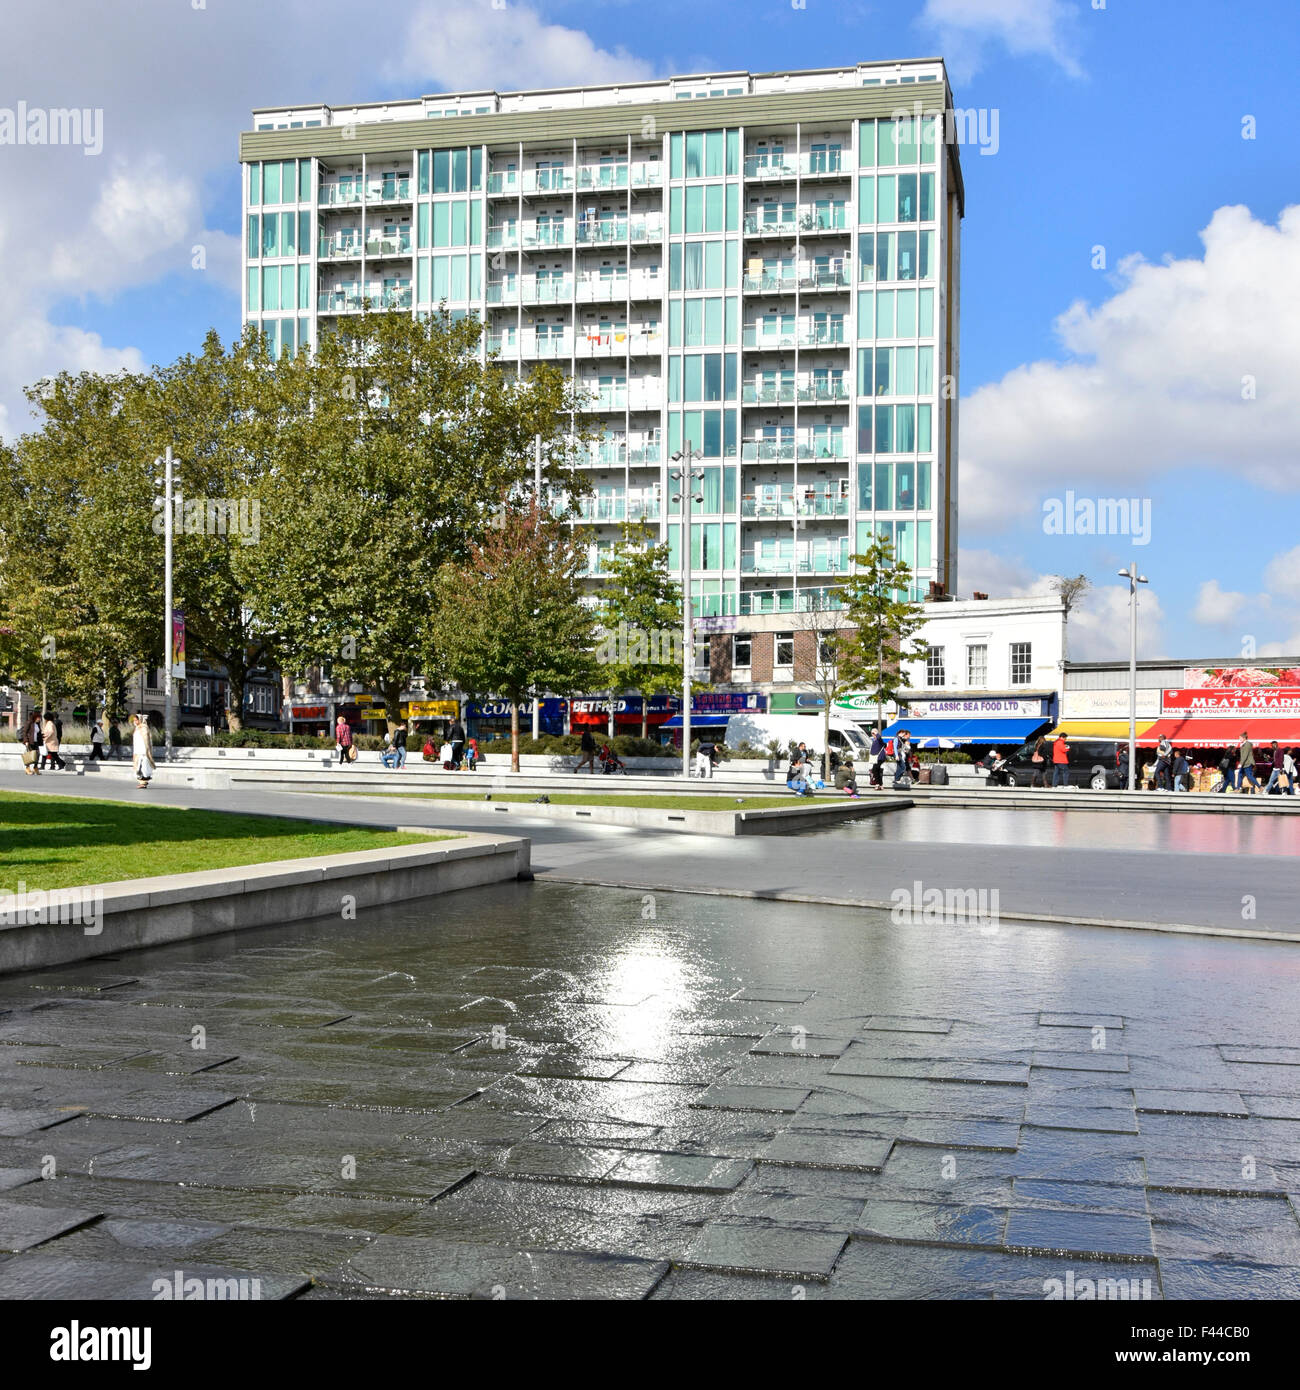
[171,611,186,683]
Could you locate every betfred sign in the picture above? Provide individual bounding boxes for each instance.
[1163,688,1300,716]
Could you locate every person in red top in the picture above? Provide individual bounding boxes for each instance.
[1051,734,1070,788]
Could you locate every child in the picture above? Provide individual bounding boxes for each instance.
[465,737,479,771]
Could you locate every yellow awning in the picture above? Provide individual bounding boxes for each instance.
[1054,720,1156,738]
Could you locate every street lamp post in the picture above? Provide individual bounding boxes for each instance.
[1118,561,1148,792]
[156,447,179,763]
[670,445,705,781]
[533,434,543,742]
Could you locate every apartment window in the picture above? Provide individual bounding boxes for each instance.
[818,632,838,666]
[144,668,160,691]
[775,633,795,668]
[925,645,946,687]
[182,678,211,709]
[966,644,988,688]
[1010,642,1033,686]
[693,636,710,675]
[733,633,752,669]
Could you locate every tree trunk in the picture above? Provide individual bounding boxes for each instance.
[608,690,616,740]
[823,704,832,784]
[510,698,520,773]
[641,695,648,740]
[225,667,245,732]
[381,675,406,736]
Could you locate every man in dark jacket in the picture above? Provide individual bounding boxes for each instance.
[574,727,597,773]
[448,719,466,769]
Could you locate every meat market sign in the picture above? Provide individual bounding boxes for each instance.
[1163,688,1300,716]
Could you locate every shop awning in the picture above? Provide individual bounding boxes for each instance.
[1136,717,1300,748]
[1056,720,1157,739]
[883,716,1050,748]
[661,713,731,729]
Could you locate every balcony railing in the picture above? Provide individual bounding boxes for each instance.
[579,387,662,412]
[318,286,412,313]
[740,437,849,463]
[486,169,576,195]
[743,205,849,237]
[742,322,847,350]
[487,223,573,249]
[318,240,363,261]
[574,331,663,358]
[364,234,413,258]
[741,549,851,575]
[741,379,850,405]
[578,442,626,468]
[799,152,847,177]
[743,155,798,180]
[628,442,661,465]
[318,184,364,207]
[742,265,850,294]
[486,278,574,304]
[739,586,845,615]
[365,179,412,204]
[741,493,851,519]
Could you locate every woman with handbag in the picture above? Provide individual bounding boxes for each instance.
[131,713,155,789]
[1029,736,1047,788]
[21,713,42,775]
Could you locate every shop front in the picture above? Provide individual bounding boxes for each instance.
[572,694,681,740]
[882,694,1056,751]
[660,692,768,743]
[466,698,568,741]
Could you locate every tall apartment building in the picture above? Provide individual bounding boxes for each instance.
[238,62,964,624]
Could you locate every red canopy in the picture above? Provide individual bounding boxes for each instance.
[1137,717,1300,749]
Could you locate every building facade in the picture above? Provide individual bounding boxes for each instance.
[239,61,963,622]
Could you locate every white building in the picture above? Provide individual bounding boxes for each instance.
[239,61,964,621]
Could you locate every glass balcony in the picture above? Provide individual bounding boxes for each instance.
[799,321,847,347]
[527,168,575,194]
[582,387,627,410]
[484,281,519,305]
[800,265,850,290]
[521,335,572,359]
[365,178,412,204]
[739,585,845,615]
[364,232,413,258]
[520,278,573,304]
[485,334,517,356]
[741,325,798,350]
[318,239,363,261]
[521,222,571,249]
[741,378,849,405]
[741,549,850,575]
[577,495,628,522]
[628,441,661,466]
[575,219,628,245]
[575,163,629,191]
[576,277,628,302]
[628,218,663,244]
[799,204,850,232]
[740,436,848,463]
[574,330,663,359]
[741,492,851,519]
[318,286,411,312]
[799,151,847,177]
[743,213,798,238]
[798,378,850,403]
[743,155,798,180]
[318,183,364,207]
[742,381,796,405]
[629,160,664,188]
[485,225,519,249]
[742,270,799,294]
[627,496,662,521]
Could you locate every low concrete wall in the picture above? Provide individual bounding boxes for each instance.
[325,792,913,837]
[0,833,529,976]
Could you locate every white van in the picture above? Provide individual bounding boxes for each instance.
[723,712,872,760]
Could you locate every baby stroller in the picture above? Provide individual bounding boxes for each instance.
[598,742,628,775]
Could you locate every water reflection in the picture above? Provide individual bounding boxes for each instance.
[807,806,1299,855]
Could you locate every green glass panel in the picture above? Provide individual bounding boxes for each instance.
[669,186,683,235]
[418,203,430,249]
[670,132,683,180]
[246,265,260,311]
[263,161,281,204]
[281,264,296,308]
[685,131,704,178]
[261,265,279,311]
[857,290,873,338]
[433,202,450,247]
[705,131,724,177]
[916,519,932,570]
[246,214,259,259]
[896,288,917,338]
[451,201,467,246]
[725,182,739,231]
[470,200,482,245]
[917,460,931,509]
[669,299,682,346]
[298,262,311,309]
[918,288,934,336]
[875,289,894,337]
[249,162,261,206]
[299,159,312,201]
[877,174,896,223]
[726,129,739,176]
[451,255,467,300]
[452,149,468,193]
[858,119,875,169]
[856,461,872,508]
[918,404,932,454]
[280,211,295,255]
[418,151,430,195]
[878,120,898,167]
[685,185,704,233]
[471,148,483,190]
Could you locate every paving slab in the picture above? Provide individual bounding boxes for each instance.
[1003,1208,1154,1261]
[681,1221,848,1280]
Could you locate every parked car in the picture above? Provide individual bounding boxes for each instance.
[1001,736,1126,791]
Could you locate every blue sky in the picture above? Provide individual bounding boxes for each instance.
[8,0,1300,659]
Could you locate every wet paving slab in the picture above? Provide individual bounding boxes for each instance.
[0,879,1298,1299]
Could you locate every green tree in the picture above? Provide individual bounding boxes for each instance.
[246,309,588,730]
[792,587,856,782]
[836,537,929,734]
[429,503,598,771]
[594,524,684,739]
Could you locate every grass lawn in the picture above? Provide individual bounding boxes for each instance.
[0,791,450,892]
[329,791,845,812]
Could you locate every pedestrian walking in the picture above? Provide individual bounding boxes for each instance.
[1172,749,1190,792]
[448,718,466,770]
[892,730,913,788]
[1216,748,1237,793]
[1264,741,1287,794]
[1282,747,1297,796]
[40,712,66,771]
[869,726,887,789]
[1030,735,1048,789]
[465,736,479,771]
[1051,733,1071,788]
[89,721,105,761]
[574,727,597,773]
[1236,731,1259,793]
[1153,735,1173,791]
[1117,742,1130,788]
[131,713,155,789]
[335,714,354,768]
[20,712,42,776]
[108,719,122,759]
[392,721,408,770]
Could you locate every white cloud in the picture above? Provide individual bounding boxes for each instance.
[1263,545,1300,602]
[396,0,656,92]
[1193,579,1248,628]
[959,547,1166,661]
[919,0,1085,82]
[961,205,1300,530]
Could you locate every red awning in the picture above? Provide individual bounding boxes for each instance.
[1137,717,1300,748]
